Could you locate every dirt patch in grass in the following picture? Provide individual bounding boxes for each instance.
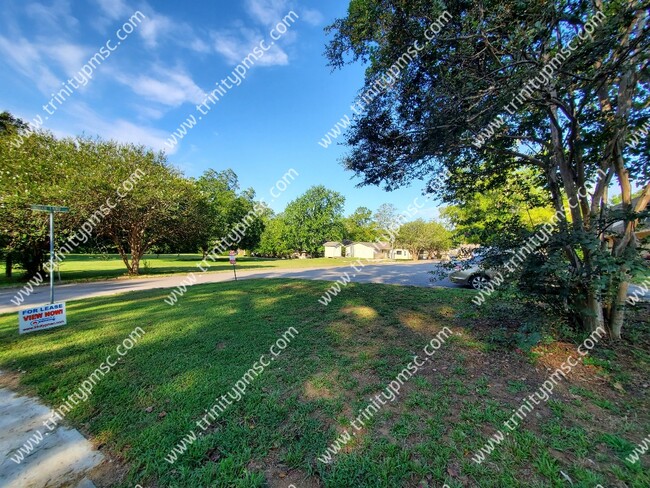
[249,448,323,488]
[0,369,25,391]
[341,305,379,320]
[88,457,129,488]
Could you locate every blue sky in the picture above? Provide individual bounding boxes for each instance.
[0,0,440,218]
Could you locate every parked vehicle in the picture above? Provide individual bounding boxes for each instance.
[448,251,499,290]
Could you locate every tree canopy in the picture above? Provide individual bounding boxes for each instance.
[0,122,265,276]
[283,185,345,255]
[397,219,452,260]
[343,206,380,242]
[327,0,650,338]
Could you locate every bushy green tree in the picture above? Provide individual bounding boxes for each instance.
[283,186,345,255]
[440,169,555,246]
[397,219,451,260]
[344,206,380,241]
[1,123,211,277]
[255,213,292,257]
[69,138,206,275]
[195,169,265,255]
[0,129,78,278]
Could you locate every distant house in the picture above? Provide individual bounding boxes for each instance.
[390,248,413,260]
[345,242,391,259]
[323,241,343,258]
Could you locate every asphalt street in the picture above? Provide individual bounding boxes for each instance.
[0,261,459,314]
[3,260,646,315]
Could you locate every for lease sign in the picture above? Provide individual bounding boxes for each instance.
[19,303,67,334]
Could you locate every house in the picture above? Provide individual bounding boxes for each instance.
[390,248,413,260]
[345,242,391,259]
[323,241,343,258]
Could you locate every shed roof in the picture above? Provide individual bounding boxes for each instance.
[351,242,391,250]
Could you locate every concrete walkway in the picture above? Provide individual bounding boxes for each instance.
[0,380,103,488]
[0,261,455,314]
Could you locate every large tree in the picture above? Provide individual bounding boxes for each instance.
[344,206,380,241]
[255,213,292,257]
[1,128,208,277]
[72,138,205,275]
[283,185,345,255]
[195,169,265,255]
[440,169,556,246]
[326,0,649,338]
[0,129,78,278]
[397,219,452,260]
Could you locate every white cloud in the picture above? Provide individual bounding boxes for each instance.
[26,0,79,31]
[135,105,166,120]
[212,26,289,66]
[0,36,60,94]
[115,65,205,107]
[43,43,88,78]
[138,11,174,48]
[208,0,310,66]
[244,0,321,27]
[66,102,178,154]
[0,34,104,95]
[187,37,210,53]
[245,0,290,26]
[115,4,209,53]
[94,0,131,21]
[301,8,324,26]
[108,119,177,154]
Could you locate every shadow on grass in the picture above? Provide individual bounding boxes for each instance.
[0,280,470,485]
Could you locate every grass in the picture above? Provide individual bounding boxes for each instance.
[0,253,366,286]
[632,264,650,285]
[0,280,648,487]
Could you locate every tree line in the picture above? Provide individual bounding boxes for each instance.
[0,113,452,278]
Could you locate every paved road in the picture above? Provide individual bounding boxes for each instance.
[0,262,458,314]
[3,261,645,315]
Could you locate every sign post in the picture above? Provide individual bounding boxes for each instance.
[19,205,70,334]
[229,250,237,281]
[30,205,69,303]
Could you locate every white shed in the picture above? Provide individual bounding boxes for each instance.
[346,242,390,259]
[323,241,343,258]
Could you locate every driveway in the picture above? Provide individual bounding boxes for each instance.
[0,261,457,314]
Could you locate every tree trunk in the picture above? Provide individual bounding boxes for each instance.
[129,246,146,275]
[584,291,605,333]
[5,252,11,278]
[23,249,41,279]
[130,257,140,275]
[607,281,628,340]
[114,241,133,275]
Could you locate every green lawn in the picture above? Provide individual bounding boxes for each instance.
[0,280,647,487]
[0,254,365,286]
[633,264,650,285]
